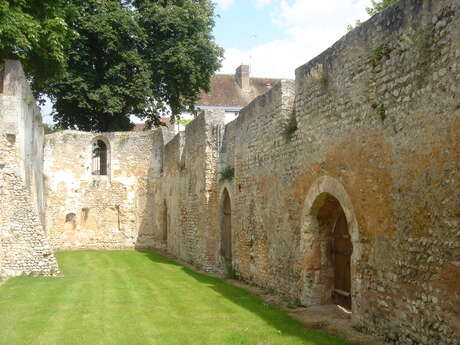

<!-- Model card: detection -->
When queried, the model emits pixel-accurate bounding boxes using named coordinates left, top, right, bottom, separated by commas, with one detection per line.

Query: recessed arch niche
left=220, top=187, right=233, bottom=272
left=299, top=176, right=361, bottom=312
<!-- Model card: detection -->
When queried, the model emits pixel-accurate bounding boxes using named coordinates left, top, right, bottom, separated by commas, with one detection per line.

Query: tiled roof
left=132, top=118, right=171, bottom=132
left=197, top=74, right=280, bottom=108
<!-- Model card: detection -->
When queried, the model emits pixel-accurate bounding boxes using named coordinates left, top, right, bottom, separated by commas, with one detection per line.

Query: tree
left=0, top=0, right=76, bottom=92
left=347, top=0, right=399, bottom=31
left=43, top=0, right=223, bottom=132
left=43, top=123, right=61, bottom=134
left=366, top=0, right=399, bottom=15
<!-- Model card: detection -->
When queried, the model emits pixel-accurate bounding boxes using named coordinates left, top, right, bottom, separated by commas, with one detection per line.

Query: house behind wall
left=0, top=0, right=458, bottom=344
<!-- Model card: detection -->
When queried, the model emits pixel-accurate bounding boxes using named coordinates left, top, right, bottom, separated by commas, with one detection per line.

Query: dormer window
left=92, top=139, right=108, bottom=175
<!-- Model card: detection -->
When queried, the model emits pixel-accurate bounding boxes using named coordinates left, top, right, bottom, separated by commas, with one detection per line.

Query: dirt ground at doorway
left=228, top=280, right=390, bottom=345
left=157, top=249, right=390, bottom=345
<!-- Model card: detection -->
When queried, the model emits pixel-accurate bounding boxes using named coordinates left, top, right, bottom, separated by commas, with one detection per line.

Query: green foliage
left=0, top=251, right=350, bottom=345
left=282, top=113, right=298, bottom=141
left=366, top=0, right=399, bottom=15
left=43, top=123, right=61, bottom=134
left=399, top=27, right=430, bottom=50
left=1, top=0, right=223, bottom=132
left=347, top=0, right=399, bottom=30
left=372, top=102, right=386, bottom=121
left=219, top=166, right=234, bottom=182
left=371, top=44, right=392, bottom=67
left=0, top=0, right=76, bottom=92
left=346, top=19, right=363, bottom=31
left=178, top=119, right=193, bottom=125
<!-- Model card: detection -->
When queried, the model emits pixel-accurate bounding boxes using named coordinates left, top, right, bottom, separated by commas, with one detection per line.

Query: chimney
left=235, top=65, right=250, bottom=90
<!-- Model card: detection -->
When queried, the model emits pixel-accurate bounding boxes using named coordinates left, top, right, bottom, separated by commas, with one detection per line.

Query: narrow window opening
left=92, top=140, right=108, bottom=175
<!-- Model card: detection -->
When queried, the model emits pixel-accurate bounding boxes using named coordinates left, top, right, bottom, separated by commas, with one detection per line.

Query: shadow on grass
left=137, top=250, right=350, bottom=345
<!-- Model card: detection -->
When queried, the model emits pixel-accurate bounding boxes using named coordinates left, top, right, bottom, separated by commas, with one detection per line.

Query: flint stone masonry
left=149, top=0, right=459, bottom=343
left=0, top=61, right=59, bottom=277
left=1, top=0, right=459, bottom=344
left=44, top=129, right=171, bottom=250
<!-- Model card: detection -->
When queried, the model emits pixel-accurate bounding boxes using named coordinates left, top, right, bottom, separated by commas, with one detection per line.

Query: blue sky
left=42, top=0, right=372, bottom=123
left=213, top=0, right=371, bottom=78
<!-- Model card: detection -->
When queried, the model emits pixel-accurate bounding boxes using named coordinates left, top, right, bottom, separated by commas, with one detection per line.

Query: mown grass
left=0, top=251, right=350, bottom=345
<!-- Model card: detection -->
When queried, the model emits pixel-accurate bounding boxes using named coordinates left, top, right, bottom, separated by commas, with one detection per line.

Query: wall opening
left=162, top=200, right=168, bottom=245
left=65, top=212, right=77, bottom=230
left=92, top=139, right=108, bottom=175
left=220, top=188, right=232, bottom=270
left=302, top=192, right=353, bottom=310
left=317, top=195, right=352, bottom=309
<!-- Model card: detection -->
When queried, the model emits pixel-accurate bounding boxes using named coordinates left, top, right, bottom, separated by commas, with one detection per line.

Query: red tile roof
left=197, top=74, right=280, bottom=108
left=132, top=118, right=171, bottom=132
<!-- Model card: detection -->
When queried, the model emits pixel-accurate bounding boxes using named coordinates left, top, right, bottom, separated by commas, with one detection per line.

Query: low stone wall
left=0, top=61, right=59, bottom=277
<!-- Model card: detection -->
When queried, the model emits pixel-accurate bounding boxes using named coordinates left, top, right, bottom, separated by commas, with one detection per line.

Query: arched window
left=92, top=139, right=108, bottom=175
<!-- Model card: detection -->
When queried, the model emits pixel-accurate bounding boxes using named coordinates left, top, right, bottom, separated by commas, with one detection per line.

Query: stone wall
left=44, top=129, right=171, bottom=250
left=0, top=60, right=59, bottom=277
left=40, top=0, right=459, bottom=343
left=156, top=110, right=226, bottom=270
left=152, top=0, right=460, bottom=344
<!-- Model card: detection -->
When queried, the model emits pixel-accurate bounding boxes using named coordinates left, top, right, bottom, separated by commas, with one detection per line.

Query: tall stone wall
left=0, top=61, right=59, bottom=277
left=40, top=0, right=459, bottom=343
left=44, top=129, right=169, bottom=250
left=153, top=0, right=460, bottom=344
left=156, top=110, right=226, bottom=270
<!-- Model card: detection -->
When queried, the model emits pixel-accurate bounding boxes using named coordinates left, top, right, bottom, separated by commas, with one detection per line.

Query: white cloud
left=255, top=0, right=273, bottom=8
left=219, top=0, right=370, bottom=78
left=214, top=0, right=235, bottom=10
left=215, top=0, right=273, bottom=10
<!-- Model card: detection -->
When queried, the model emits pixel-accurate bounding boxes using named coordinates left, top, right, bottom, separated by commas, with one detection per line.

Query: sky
left=42, top=0, right=372, bottom=123
left=213, top=0, right=372, bottom=78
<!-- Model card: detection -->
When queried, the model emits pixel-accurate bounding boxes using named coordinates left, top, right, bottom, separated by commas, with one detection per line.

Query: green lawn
left=0, top=251, right=350, bottom=345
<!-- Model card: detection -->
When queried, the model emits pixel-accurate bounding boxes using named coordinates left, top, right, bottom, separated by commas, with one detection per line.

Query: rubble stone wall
left=0, top=60, right=59, bottom=277
left=153, top=0, right=460, bottom=343
left=40, top=0, right=459, bottom=343
left=44, top=130, right=168, bottom=250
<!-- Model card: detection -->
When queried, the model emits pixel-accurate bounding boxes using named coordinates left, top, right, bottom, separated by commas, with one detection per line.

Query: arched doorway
left=300, top=176, right=359, bottom=312
left=162, top=201, right=168, bottom=246
left=221, top=189, right=232, bottom=269
left=315, top=195, right=352, bottom=309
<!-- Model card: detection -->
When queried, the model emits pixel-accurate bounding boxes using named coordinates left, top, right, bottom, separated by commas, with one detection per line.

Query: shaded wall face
left=181, top=1, right=458, bottom=344
left=156, top=110, right=226, bottom=271
left=0, top=60, right=59, bottom=277
left=44, top=131, right=164, bottom=250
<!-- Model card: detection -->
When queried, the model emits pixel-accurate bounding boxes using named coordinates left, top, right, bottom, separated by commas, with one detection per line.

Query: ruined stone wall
left=157, top=0, right=459, bottom=344
left=44, top=130, right=166, bottom=250
left=157, top=110, right=225, bottom=270
left=39, top=0, right=459, bottom=343
left=0, top=60, right=59, bottom=277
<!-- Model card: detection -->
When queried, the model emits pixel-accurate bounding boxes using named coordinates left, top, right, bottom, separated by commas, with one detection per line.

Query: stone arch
left=91, top=136, right=111, bottom=177
left=300, top=176, right=361, bottom=312
left=219, top=186, right=233, bottom=271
